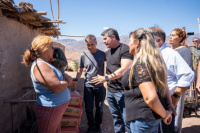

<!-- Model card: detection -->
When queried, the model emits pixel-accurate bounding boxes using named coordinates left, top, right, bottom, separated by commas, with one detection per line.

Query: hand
left=162, top=110, right=172, bottom=125
left=49, top=58, right=56, bottom=62
left=63, top=73, right=73, bottom=86
left=168, top=104, right=177, bottom=116
left=71, top=82, right=77, bottom=91
left=196, top=84, right=200, bottom=95
left=103, top=82, right=108, bottom=90
left=171, top=95, right=179, bottom=107
left=91, top=75, right=106, bottom=85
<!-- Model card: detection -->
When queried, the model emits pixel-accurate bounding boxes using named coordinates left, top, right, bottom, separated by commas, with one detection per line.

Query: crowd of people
left=21, top=27, right=200, bottom=133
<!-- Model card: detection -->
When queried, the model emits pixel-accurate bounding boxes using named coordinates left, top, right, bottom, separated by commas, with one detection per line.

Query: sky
left=14, top=0, right=200, bottom=41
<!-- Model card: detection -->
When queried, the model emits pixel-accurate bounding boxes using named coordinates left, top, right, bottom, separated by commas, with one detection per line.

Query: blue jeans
left=84, top=86, right=106, bottom=128
left=106, top=90, right=131, bottom=133
left=131, top=119, right=161, bottom=133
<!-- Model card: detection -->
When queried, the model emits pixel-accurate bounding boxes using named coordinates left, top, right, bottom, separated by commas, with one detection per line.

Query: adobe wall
left=0, top=9, right=42, bottom=132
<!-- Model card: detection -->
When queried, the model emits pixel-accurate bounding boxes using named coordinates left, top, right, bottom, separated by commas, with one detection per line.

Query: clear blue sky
left=14, top=0, right=200, bottom=40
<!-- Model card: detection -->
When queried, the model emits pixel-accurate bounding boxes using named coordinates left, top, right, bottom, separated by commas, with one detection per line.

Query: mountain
left=55, top=34, right=200, bottom=53
left=55, top=35, right=129, bottom=53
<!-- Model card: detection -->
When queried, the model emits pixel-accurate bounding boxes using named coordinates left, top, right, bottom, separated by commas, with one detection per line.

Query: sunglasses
left=192, top=41, right=198, bottom=43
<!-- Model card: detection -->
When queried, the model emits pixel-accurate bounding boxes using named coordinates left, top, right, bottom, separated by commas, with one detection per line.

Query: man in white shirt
left=149, top=27, right=195, bottom=133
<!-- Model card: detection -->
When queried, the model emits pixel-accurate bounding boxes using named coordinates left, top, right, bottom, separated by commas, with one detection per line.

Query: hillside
left=56, top=34, right=200, bottom=54
left=55, top=35, right=129, bottom=53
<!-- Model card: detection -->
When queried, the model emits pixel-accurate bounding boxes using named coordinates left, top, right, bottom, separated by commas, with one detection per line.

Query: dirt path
left=67, top=72, right=200, bottom=133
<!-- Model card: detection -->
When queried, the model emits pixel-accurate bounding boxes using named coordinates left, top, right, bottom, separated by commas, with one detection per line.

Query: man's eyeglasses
left=192, top=41, right=198, bottom=43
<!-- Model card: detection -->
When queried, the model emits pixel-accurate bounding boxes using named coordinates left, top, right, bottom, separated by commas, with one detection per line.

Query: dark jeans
left=84, top=86, right=106, bottom=128
left=106, top=90, right=131, bottom=133
left=160, top=113, right=175, bottom=133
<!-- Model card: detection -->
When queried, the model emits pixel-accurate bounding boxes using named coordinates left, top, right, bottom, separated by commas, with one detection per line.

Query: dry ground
left=67, top=71, right=200, bottom=133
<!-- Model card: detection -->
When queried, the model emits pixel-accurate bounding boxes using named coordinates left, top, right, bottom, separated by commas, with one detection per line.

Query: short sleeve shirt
left=106, top=43, right=133, bottom=92
left=121, top=61, right=167, bottom=121
left=175, top=47, right=193, bottom=70
left=79, top=49, right=106, bottom=87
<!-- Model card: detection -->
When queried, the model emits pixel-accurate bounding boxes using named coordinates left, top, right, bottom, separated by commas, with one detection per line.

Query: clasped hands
left=163, top=104, right=177, bottom=125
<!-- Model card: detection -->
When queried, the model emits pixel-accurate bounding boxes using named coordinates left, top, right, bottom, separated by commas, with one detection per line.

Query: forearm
left=165, top=87, right=172, bottom=105
left=172, top=86, right=189, bottom=106
left=107, top=59, right=132, bottom=81
left=63, top=73, right=73, bottom=86
left=92, top=59, right=132, bottom=84
left=174, top=86, right=189, bottom=96
left=76, top=68, right=83, bottom=80
left=139, top=82, right=169, bottom=119
left=71, top=68, right=83, bottom=91
left=48, top=80, right=69, bottom=93
left=107, top=68, right=125, bottom=81
left=196, top=61, right=200, bottom=86
left=146, top=96, right=168, bottom=119
left=59, top=81, right=69, bottom=90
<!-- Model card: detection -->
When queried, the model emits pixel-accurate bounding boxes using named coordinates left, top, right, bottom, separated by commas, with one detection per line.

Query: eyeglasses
left=192, top=41, right=198, bottom=43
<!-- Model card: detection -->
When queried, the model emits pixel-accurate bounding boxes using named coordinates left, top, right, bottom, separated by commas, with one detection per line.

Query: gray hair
left=85, top=34, right=97, bottom=42
left=149, top=27, right=166, bottom=43
left=193, top=37, right=200, bottom=42
left=101, top=28, right=120, bottom=41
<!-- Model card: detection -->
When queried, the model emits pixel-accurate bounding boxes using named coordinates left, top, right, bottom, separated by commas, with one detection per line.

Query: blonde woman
left=22, top=35, right=72, bottom=133
left=121, top=28, right=172, bottom=133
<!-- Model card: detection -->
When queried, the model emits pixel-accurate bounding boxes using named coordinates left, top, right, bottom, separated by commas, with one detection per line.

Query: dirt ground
left=67, top=72, right=200, bottom=133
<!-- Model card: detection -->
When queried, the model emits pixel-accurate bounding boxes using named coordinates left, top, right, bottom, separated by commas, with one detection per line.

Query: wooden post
left=198, top=18, right=200, bottom=34
left=60, top=34, right=85, bottom=37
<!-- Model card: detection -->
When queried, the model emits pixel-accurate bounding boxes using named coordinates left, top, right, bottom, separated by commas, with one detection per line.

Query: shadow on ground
left=182, top=125, right=200, bottom=133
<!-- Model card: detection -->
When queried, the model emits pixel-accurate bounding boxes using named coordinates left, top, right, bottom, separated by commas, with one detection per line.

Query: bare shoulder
left=34, top=61, right=51, bottom=72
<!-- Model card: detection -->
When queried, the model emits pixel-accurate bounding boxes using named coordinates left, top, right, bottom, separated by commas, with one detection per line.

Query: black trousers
left=84, top=86, right=106, bottom=127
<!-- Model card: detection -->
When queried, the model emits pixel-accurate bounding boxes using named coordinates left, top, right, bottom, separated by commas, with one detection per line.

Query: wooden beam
left=32, top=26, right=45, bottom=29
left=3, top=11, right=47, bottom=16
left=45, top=33, right=59, bottom=37
left=42, top=28, right=60, bottom=32
left=60, top=34, right=85, bottom=37
left=19, top=19, right=66, bottom=24
left=198, top=18, right=200, bottom=34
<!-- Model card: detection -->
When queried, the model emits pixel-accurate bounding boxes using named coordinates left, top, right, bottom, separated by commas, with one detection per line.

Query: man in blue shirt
left=150, top=27, right=195, bottom=133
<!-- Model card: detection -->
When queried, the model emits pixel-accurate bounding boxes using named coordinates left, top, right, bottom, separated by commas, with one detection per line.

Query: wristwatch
left=173, top=92, right=180, bottom=98
left=105, top=76, right=109, bottom=82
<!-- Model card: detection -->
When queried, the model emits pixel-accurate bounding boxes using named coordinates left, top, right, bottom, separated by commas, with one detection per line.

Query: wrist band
left=163, top=110, right=170, bottom=119
left=167, top=104, right=174, bottom=109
